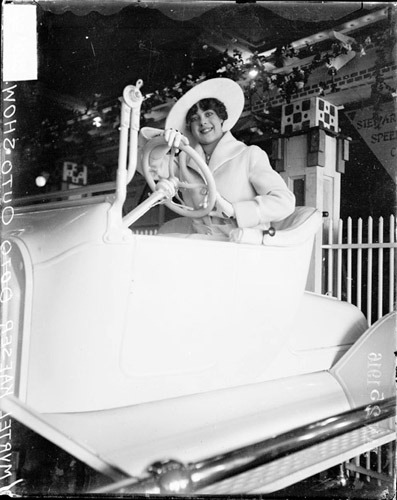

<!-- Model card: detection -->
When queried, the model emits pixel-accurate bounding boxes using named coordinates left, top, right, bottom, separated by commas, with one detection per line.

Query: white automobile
left=1, top=82, right=395, bottom=496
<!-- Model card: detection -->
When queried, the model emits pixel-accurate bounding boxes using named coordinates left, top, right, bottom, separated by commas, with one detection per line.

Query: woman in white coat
left=140, top=78, right=295, bottom=240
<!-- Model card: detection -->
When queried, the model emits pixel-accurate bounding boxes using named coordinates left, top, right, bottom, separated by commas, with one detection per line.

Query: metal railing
left=13, top=182, right=117, bottom=206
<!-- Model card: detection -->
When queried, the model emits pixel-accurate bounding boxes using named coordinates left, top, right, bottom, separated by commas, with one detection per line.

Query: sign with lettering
left=345, top=102, right=396, bottom=182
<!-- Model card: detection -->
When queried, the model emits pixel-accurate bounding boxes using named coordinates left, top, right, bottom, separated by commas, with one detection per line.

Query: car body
left=1, top=83, right=395, bottom=495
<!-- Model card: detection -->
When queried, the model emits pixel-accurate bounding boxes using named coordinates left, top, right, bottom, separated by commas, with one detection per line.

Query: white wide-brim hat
left=165, top=78, right=245, bottom=142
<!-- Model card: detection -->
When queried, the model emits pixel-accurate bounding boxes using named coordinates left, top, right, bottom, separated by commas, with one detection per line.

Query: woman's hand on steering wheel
left=210, top=193, right=235, bottom=218
left=142, top=132, right=217, bottom=218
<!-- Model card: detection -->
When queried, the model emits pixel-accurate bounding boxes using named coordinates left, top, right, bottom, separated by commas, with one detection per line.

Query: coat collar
left=191, top=131, right=246, bottom=173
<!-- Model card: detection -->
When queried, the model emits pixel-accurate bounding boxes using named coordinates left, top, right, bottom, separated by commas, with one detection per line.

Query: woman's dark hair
left=186, top=98, right=228, bottom=126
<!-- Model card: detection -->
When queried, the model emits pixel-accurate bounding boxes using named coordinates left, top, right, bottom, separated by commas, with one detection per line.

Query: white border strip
left=3, top=5, right=38, bottom=82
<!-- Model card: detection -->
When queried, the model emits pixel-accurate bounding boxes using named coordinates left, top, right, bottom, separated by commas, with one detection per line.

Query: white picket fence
left=321, top=215, right=396, bottom=487
left=131, top=228, right=159, bottom=236
left=321, top=215, right=396, bottom=325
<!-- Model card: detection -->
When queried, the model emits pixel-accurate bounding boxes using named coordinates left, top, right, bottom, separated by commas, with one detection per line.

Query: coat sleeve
left=233, top=146, right=295, bottom=228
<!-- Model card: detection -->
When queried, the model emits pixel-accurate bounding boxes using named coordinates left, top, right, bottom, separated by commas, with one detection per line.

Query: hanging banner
left=345, top=102, right=396, bottom=182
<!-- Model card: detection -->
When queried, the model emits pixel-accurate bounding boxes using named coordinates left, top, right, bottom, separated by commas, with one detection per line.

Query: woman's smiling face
left=188, top=106, right=224, bottom=146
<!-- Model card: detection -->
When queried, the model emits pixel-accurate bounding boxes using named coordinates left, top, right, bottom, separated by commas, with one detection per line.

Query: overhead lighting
left=93, top=116, right=102, bottom=127
left=257, top=7, right=388, bottom=60
left=248, top=68, right=259, bottom=78
left=35, top=172, right=50, bottom=187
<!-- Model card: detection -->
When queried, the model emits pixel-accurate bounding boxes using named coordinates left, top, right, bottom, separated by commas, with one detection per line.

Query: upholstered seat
left=264, top=206, right=322, bottom=246
left=230, top=206, right=322, bottom=246
left=158, top=207, right=322, bottom=245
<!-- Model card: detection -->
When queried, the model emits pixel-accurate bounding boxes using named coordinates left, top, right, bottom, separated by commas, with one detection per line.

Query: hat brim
left=165, top=78, right=245, bottom=143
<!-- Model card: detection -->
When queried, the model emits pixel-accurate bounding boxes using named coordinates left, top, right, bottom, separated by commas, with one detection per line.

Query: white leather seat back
left=263, top=206, right=322, bottom=247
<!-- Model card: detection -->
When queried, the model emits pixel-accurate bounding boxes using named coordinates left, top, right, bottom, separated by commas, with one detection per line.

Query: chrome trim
left=189, top=397, right=395, bottom=490
left=93, top=397, right=396, bottom=495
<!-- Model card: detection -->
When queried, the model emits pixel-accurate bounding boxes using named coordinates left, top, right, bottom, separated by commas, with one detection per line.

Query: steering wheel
left=142, top=135, right=217, bottom=218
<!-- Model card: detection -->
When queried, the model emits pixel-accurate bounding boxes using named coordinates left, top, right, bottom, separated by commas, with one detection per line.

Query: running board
left=200, top=418, right=395, bottom=494
left=92, top=397, right=395, bottom=495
